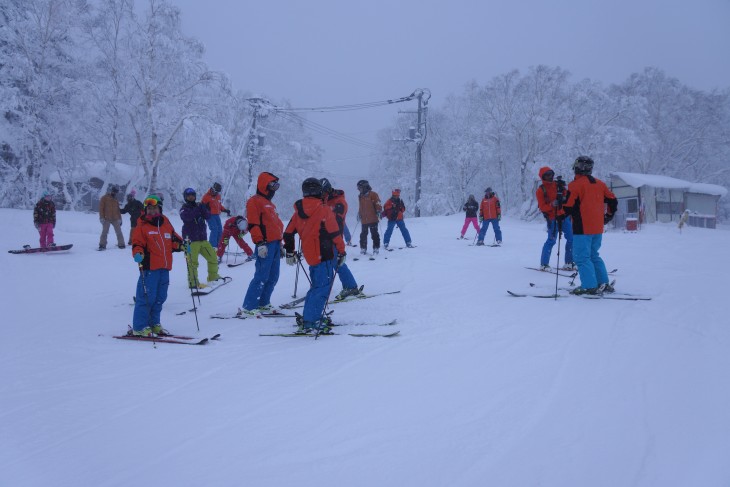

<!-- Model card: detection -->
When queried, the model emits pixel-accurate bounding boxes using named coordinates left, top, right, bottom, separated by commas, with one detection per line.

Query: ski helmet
left=302, top=177, right=323, bottom=198
left=320, top=178, right=333, bottom=195
left=183, top=187, right=196, bottom=199
left=108, top=184, right=118, bottom=195
left=212, top=182, right=222, bottom=193
left=573, top=156, right=594, bottom=175
left=357, top=179, right=370, bottom=191
left=235, top=216, right=248, bottom=231
left=143, top=194, right=162, bottom=208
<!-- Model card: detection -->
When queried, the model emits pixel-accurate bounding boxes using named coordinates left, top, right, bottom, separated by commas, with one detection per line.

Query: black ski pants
left=359, top=222, right=380, bottom=250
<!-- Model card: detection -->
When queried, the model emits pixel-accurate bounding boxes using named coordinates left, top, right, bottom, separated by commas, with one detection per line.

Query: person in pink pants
left=459, top=195, right=480, bottom=239
left=33, top=190, right=56, bottom=248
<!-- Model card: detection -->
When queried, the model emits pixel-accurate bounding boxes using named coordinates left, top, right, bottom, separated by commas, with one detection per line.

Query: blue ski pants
left=334, top=248, right=357, bottom=290
left=383, top=220, right=412, bottom=246
left=303, top=259, right=336, bottom=326
left=573, top=234, right=609, bottom=290
left=478, top=218, right=502, bottom=242
left=541, top=218, right=573, bottom=266
left=243, top=241, right=281, bottom=310
left=132, top=269, right=170, bottom=331
left=208, top=214, right=223, bottom=249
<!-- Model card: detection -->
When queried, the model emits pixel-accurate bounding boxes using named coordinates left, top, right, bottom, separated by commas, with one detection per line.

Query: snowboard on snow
left=9, top=244, right=73, bottom=254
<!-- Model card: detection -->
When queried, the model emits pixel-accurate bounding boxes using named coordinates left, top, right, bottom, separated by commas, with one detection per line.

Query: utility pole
left=410, top=89, right=430, bottom=217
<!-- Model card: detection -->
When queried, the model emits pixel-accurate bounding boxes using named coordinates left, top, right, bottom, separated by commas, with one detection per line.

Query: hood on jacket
left=257, top=172, right=279, bottom=199
left=539, top=166, right=555, bottom=180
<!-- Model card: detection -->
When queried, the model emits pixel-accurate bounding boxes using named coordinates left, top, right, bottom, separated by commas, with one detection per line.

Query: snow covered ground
left=2, top=207, right=730, bottom=487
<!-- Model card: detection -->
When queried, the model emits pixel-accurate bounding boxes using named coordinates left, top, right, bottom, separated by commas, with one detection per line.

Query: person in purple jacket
left=179, top=188, right=222, bottom=289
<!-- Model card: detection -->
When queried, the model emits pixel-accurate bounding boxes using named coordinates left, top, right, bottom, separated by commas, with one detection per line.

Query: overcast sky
left=169, top=0, right=730, bottom=182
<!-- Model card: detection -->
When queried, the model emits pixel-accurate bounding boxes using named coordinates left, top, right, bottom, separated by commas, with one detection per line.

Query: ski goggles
left=144, top=196, right=161, bottom=207
left=267, top=181, right=280, bottom=191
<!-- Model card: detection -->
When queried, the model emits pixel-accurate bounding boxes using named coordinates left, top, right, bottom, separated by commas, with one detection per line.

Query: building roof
left=611, top=172, right=728, bottom=197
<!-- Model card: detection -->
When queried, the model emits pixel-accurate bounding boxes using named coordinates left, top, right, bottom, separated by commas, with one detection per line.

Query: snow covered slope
left=2, top=208, right=729, bottom=487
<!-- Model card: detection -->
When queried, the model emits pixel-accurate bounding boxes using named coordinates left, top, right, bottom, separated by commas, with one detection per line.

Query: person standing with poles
left=536, top=167, right=574, bottom=271
left=356, top=179, right=382, bottom=256
left=201, top=182, right=231, bottom=250
left=382, top=188, right=414, bottom=250
left=239, top=172, right=284, bottom=317
left=562, top=156, right=618, bottom=295
left=476, top=187, right=502, bottom=246
left=130, top=195, right=184, bottom=337
left=98, top=185, right=125, bottom=250
left=283, top=178, right=346, bottom=334
left=179, top=188, right=222, bottom=289
left=321, top=178, right=363, bottom=301
left=459, top=194, right=480, bottom=239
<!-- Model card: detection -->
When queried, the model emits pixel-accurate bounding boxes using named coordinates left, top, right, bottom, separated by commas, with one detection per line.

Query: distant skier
left=562, top=156, right=618, bottom=295
left=239, top=172, right=284, bottom=317
left=321, top=178, right=363, bottom=301
left=120, top=189, right=144, bottom=246
left=477, top=187, right=502, bottom=246
left=216, top=215, right=254, bottom=263
left=459, top=194, right=480, bottom=239
left=33, top=190, right=56, bottom=249
left=283, top=178, right=345, bottom=334
left=536, top=166, right=574, bottom=271
left=356, top=179, right=382, bottom=256
left=179, top=188, right=222, bottom=289
left=98, top=185, right=125, bottom=250
left=130, top=195, right=184, bottom=337
left=382, top=189, right=413, bottom=249
left=201, top=182, right=231, bottom=249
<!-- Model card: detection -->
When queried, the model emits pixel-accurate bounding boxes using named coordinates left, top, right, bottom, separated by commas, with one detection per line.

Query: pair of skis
left=113, top=331, right=221, bottom=345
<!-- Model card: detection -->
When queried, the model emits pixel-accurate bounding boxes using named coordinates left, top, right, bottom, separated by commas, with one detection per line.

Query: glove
left=133, top=253, right=143, bottom=263
left=478, top=216, right=483, bottom=223
left=257, top=244, right=268, bottom=259
left=604, top=213, right=614, bottom=224
left=337, top=253, right=347, bottom=267
left=285, top=252, right=298, bottom=266
left=224, top=209, right=231, bottom=216
left=498, top=214, right=501, bottom=221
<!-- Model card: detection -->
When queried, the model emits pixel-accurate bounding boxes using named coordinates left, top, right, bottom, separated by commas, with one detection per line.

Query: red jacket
left=283, top=197, right=345, bottom=266
left=216, top=216, right=253, bottom=258
left=324, top=189, right=348, bottom=234
left=384, top=197, right=405, bottom=221
left=536, top=166, right=566, bottom=219
left=480, top=195, right=501, bottom=220
left=246, top=172, right=284, bottom=245
left=131, top=214, right=182, bottom=271
left=564, top=175, right=618, bottom=235
left=201, top=190, right=227, bottom=215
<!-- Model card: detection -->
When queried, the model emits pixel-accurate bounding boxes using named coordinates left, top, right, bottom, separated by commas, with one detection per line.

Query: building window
left=627, top=198, right=638, bottom=213
left=656, top=201, right=683, bottom=214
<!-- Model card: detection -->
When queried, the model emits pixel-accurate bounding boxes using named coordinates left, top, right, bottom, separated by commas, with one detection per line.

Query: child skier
left=130, top=195, right=183, bottom=336
left=201, top=182, right=231, bottom=249
left=383, top=189, right=413, bottom=249
left=459, top=195, right=479, bottom=239
left=283, top=178, right=346, bottom=334
left=216, top=215, right=254, bottom=263
left=356, top=179, right=382, bottom=256
left=33, top=190, right=56, bottom=249
left=536, top=166, right=574, bottom=271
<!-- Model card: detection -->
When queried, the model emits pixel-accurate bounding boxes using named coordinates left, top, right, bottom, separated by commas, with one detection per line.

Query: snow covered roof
left=611, top=172, right=728, bottom=197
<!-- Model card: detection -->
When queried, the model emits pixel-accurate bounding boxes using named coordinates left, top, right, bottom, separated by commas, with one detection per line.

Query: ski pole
left=183, top=238, right=202, bottom=309
left=296, top=253, right=312, bottom=286
left=554, top=218, right=563, bottom=300
left=183, top=252, right=201, bottom=332
left=138, top=262, right=152, bottom=326
left=292, top=240, right=302, bottom=298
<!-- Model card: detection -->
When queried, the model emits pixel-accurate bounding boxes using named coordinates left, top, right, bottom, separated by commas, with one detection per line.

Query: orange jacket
left=564, top=175, right=618, bottom=235
left=324, top=189, right=348, bottom=233
left=384, top=197, right=405, bottom=221
left=479, top=195, right=501, bottom=220
left=131, top=214, right=182, bottom=271
left=283, top=197, right=345, bottom=266
left=246, top=172, right=284, bottom=245
left=536, top=166, right=566, bottom=219
left=201, top=190, right=227, bottom=215
left=358, top=191, right=382, bottom=225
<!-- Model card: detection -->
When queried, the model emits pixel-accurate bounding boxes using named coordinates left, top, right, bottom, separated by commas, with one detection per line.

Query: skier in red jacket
left=216, top=215, right=254, bottom=263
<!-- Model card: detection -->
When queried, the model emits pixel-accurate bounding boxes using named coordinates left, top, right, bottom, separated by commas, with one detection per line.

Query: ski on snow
left=259, top=330, right=400, bottom=338
left=507, top=290, right=651, bottom=301
left=191, top=276, right=232, bottom=296
left=286, top=289, right=401, bottom=309
left=113, top=332, right=221, bottom=345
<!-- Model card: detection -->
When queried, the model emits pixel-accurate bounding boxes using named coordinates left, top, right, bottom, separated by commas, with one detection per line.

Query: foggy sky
left=169, top=0, right=730, bottom=182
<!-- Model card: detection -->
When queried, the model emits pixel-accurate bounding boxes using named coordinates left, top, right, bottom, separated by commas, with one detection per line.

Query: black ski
left=114, top=335, right=209, bottom=345
left=9, top=243, right=73, bottom=254
left=279, top=296, right=307, bottom=309
left=287, top=290, right=400, bottom=309
left=191, top=276, right=232, bottom=296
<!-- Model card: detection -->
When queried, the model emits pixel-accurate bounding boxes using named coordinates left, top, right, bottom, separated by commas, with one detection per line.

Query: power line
left=273, top=93, right=417, bottom=113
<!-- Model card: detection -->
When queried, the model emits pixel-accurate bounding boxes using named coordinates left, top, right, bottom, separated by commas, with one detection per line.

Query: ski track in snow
left=2, top=208, right=730, bottom=487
